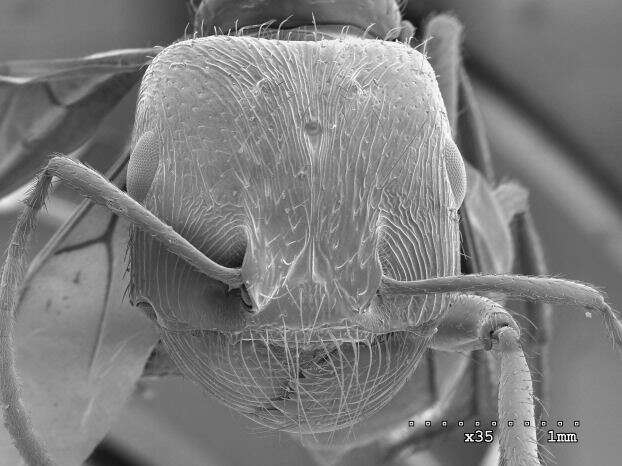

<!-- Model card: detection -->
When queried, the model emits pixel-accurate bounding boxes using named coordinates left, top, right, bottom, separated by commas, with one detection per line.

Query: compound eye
left=127, top=130, right=159, bottom=203
left=443, top=139, right=467, bottom=208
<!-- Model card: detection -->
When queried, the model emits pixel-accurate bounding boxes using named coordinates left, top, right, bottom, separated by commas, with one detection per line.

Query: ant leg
left=511, top=211, right=552, bottom=445
left=496, top=182, right=553, bottom=452
left=491, top=326, right=540, bottom=466
left=423, top=14, right=462, bottom=135
left=457, top=67, right=496, bottom=182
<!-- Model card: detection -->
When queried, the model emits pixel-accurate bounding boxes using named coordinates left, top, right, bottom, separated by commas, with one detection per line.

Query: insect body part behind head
left=193, top=0, right=403, bottom=39
left=128, top=35, right=462, bottom=435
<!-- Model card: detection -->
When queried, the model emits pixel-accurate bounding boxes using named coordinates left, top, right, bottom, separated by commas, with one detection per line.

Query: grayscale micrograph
left=1, top=1, right=621, bottom=465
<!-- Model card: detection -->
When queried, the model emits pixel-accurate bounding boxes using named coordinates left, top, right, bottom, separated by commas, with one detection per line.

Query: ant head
left=127, top=36, right=461, bottom=433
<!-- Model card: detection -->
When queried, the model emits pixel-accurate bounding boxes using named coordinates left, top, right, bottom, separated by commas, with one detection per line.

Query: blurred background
left=0, top=1, right=620, bottom=465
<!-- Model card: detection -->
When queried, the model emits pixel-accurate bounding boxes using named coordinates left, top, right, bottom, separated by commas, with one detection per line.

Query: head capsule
left=127, top=35, right=463, bottom=434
